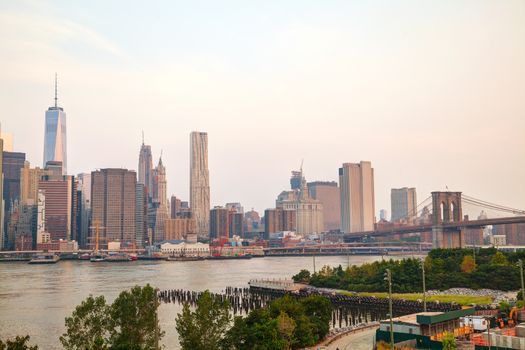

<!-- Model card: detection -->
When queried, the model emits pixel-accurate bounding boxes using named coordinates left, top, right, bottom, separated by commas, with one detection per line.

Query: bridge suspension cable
left=462, top=194, right=525, bottom=216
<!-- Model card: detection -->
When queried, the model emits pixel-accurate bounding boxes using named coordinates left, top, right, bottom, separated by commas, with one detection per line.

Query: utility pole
left=155, top=287, right=160, bottom=350
left=421, top=259, right=427, bottom=312
left=385, top=268, right=394, bottom=349
left=313, top=252, right=316, bottom=274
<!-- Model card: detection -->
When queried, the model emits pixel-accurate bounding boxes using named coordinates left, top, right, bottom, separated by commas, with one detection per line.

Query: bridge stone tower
left=432, top=191, right=463, bottom=248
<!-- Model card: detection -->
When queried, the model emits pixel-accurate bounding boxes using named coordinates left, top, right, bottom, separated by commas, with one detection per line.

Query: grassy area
left=338, top=291, right=492, bottom=306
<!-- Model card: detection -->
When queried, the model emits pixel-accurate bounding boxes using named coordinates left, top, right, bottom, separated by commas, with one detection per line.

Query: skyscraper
left=138, top=133, right=153, bottom=202
left=38, top=162, right=76, bottom=242
left=190, top=131, right=210, bottom=238
left=153, top=156, right=168, bottom=242
left=43, top=75, right=67, bottom=175
left=76, top=173, right=91, bottom=248
left=91, top=169, right=136, bottom=248
left=391, top=187, right=417, bottom=222
left=3, top=151, right=26, bottom=249
left=209, top=206, right=229, bottom=239
left=308, top=181, right=341, bottom=231
left=135, top=183, right=146, bottom=247
left=339, top=161, right=375, bottom=233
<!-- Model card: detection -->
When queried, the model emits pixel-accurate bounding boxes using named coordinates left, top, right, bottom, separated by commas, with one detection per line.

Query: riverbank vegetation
left=339, top=291, right=492, bottom=306
left=175, top=290, right=332, bottom=350
left=293, top=248, right=524, bottom=293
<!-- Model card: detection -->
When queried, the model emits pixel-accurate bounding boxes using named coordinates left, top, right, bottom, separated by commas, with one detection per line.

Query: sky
left=1, top=0, right=524, bottom=216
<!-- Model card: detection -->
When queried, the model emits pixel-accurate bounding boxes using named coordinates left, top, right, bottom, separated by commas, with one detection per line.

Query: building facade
left=308, top=181, right=341, bottom=231
left=165, top=217, right=196, bottom=241
left=391, top=187, right=417, bottom=222
left=190, top=131, right=210, bottom=238
left=43, top=78, right=67, bottom=175
left=3, top=151, right=26, bottom=249
left=339, top=161, right=375, bottom=233
left=135, top=183, right=147, bottom=248
left=91, top=169, right=136, bottom=248
left=210, top=206, right=229, bottom=239
left=138, top=137, right=153, bottom=202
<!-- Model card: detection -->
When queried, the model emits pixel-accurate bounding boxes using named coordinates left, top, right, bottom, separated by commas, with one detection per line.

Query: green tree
left=491, top=251, right=508, bottom=266
left=291, top=269, right=311, bottom=283
left=109, top=284, right=163, bottom=349
left=442, top=332, right=457, bottom=350
left=460, top=255, right=476, bottom=273
left=175, top=290, right=231, bottom=350
left=0, top=336, right=38, bottom=350
left=276, top=311, right=295, bottom=350
left=300, top=295, right=332, bottom=341
left=60, top=295, right=110, bottom=350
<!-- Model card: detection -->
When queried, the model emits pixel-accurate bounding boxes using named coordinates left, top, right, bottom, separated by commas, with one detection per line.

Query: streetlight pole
left=313, top=252, right=316, bottom=274
left=385, top=268, right=394, bottom=350
left=155, top=288, right=160, bottom=350
left=421, top=259, right=427, bottom=312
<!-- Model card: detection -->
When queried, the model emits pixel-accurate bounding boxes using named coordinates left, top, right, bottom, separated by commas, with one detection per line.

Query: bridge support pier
left=432, top=226, right=463, bottom=249
left=432, top=192, right=463, bottom=249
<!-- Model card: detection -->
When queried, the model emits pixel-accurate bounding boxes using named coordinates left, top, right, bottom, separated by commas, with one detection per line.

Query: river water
left=0, top=255, right=393, bottom=349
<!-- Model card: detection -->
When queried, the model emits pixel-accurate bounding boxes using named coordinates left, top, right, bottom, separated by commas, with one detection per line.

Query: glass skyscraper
left=43, top=77, right=67, bottom=175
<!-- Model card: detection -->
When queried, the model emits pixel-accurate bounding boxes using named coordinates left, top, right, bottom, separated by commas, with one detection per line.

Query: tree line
left=293, top=248, right=524, bottom=292
left=1, top=285, right=332, bottom=350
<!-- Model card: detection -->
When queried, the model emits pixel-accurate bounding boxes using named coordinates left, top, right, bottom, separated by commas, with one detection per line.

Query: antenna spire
left=142, top=130, right=144, bottom=145
left=54, top=73, right=58, bottom=108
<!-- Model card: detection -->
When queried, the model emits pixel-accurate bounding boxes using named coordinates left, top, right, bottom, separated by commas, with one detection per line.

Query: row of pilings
left=158, top=286, right=462, bottom=329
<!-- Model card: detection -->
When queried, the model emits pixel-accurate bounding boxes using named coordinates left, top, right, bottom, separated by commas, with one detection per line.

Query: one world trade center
left=43, top=74, right=67, bottom=175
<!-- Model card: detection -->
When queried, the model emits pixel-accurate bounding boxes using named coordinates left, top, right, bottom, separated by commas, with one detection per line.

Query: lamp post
left=155, top=288, right=160, bottom=350
left=421, top=259, right=427, bottom=312
left=385, top=268, right=394, bottom=349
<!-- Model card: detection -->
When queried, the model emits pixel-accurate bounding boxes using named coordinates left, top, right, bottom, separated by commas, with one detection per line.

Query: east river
left=0, top=255, right=398, bottom=349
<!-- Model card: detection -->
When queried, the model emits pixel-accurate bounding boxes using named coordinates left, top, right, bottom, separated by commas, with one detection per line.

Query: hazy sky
left=1, top=0, right=524, bottom=216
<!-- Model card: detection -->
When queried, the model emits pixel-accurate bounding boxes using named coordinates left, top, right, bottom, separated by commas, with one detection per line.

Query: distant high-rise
left=43, top=75, right=67, bottom=175
left=91, top=169, right=136, bottom=248
left=308, top=181, right=341, bottom=231
left=138, top=133, right=153, bottom=202
left=135, top=183, right=147, bottom=247
left=209, top=206, right=229, bottom=239
left=379, top=209, right=388, bottom=221
left=38, top=162, right=76, bottom=242
left=76, top=173, right=91, bottom=248
left=391, top=187, right=417, bottom=222
left=190, top=131, right=210, bottom=238
left=339, top=161, right=375, bottom=233
left=153, top=156, right=168, bottom=242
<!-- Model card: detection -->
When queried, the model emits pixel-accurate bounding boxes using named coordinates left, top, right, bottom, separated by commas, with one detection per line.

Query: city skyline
left=1, top=1, right=524, bottom=214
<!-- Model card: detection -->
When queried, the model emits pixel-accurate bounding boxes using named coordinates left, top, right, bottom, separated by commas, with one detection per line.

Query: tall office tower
left=38, top=162, right=76, bottom=242
left=36, top=190, right=46, bottom=244
left=0, top=136, right=3, bottom=249
left=153, top=156, right=168, bottom=242
left=76, top=173, right=91, bottom=248
left=138, top=135, right=153, bottom=202
left=308, top=181, right=341, bottom=231
left=391, top=187, right=417, bottom=222
left=170, top=196, right=181, bottom=219
left=20, top=162, right=43, bottom=204
left=190, top=131, right=210, bottom=238
left=277, top=170, right=323, bottom=235
left=135, top=183, right=147, bottom=248
left=263, top=208, right=296, bottom=238
left=209, top=206, right=229, bottom=239
left=3, top=151, right=26, bottom=249
left=91, top=169, right=136, bottom=248
left=339, top=161, right=375, bottom=233
left=43, top=76, right=67, bottom=175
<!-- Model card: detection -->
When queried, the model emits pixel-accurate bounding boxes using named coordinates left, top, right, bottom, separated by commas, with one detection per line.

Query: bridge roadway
left=344, top=216, right=525, bottom=239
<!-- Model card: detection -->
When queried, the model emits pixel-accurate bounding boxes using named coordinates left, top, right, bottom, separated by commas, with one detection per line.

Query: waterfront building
left=36, top=190, right=46, bottom=244
left=307, top=181, right=341, bottom=231
left=3, top=151, right=26, bottom=249
left=339, top=161, right=375, bottom=233
left=165, top=217, right=196, bottom=241
left=155, top=240, right=209, bottom=256
left=492, top=223, right=525, bottom=245
left=391, top=187, right=417, bottom=222
left=244, top=209, right=261, bottom=233
left=76, top=173, right=91, bottom=248
left=135, top=183, right=147, bottom=248
left=38, top=162, right=77, bottom=242
left=210, top=206, right=229, bottom=239
left=138, top=134, right=153, bottom=202
left=43, top=76, right=67, bottom=175
left=264, top=208, right=296, bottom=238
left=91, top=168, right=136, bottom=248
left=190, top=131, right=210, bottom=238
